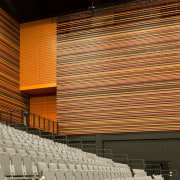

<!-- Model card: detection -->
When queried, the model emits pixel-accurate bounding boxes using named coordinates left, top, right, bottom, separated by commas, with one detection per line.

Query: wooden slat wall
left=57, top=0, right=180, bottom=135
left=30, top=95, right=56, bottom=121
left=0, top=8, right=29, bottom=116
left=20, top=18, right=57, bottom=91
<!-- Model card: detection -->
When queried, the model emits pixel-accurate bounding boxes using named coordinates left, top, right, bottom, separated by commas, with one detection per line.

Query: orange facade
left=30, top=95, right=56, bottom=121
left=20, top=18, right=57, bottom=122
left=20, top=18, right=57, bottom=92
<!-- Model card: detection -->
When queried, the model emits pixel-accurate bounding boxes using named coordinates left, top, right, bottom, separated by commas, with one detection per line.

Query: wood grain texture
left=0, top=8, right=29, bottom=121
left=57, top=0, right=180, bottom=135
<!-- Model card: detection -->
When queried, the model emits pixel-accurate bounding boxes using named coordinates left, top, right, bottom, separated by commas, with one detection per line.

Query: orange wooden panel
left=30, top=95, right=56, bottom=122
left=20, top=18, right=57, bottom=90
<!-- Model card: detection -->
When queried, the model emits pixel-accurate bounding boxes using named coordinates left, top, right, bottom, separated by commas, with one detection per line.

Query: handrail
left=0, top=109, right=60, bottom=136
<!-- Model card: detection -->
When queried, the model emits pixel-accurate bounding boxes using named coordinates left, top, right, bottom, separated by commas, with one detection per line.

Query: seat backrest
left=76, top=164, right=82, bottom=170
left=37, top=162, right=48, bottom=177
left=22, top=155, right=34, bottom=176
left=94, top=166, right=99, bottom=171
left=88, top=165, right=94, bottom=171
left=81, top=171, right=89, bottom=180
left=43, top=158, right=51, bottom=164
left=5, top=147, right=16, bottom=154
left=17, top=149, right=27, bottom=155
left=29, top=150, right=37, bottom=157
left=106, top=166, right=111, bottom=172
left=46, top=152, right=52, bottom=157
left=98, top=171, right=105, bottom=180
left=64, top=170, right=74, bottom=180
left=43, top=169, right=56, bottom=180
left=0, top=167, right=5, bottom=180
left=53, top=154, right=62, bottom=160
left=5, top=141, right=13, bottom=146
left=0, top=153, right=11, bottom=176
left=23, top=144, right=32, bottom=149
left=10, top=153, right=24, bottom=176
left=55, top=170, right=66, bottom=180
left=33, top=156, right=44, bottom=165
left=68, top=164, right=75, bottom=170
left=58, top=158, right=65, bottom=164
left=93, top=171, right=100, bottom=180
left=87, top=171, right=94, bottom=180
left=82, top=164, right=88, bottom=171
left=58, top=163, right=67, bottom=170
left=37, top=152, right=46, bottom=158
left=74, top=171, right=83, bottom=180
left=0, top=146, right=4, bottom=153
left=50, top=158, right=59, bottom=163
left=49, top=163, right=58, bottom=170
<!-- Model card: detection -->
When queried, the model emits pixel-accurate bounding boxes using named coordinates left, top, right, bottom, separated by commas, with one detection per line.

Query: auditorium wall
left=57, top=0, right=180, bottom=135
left=20, top=18, right=57, bottom=93
left=20, top=18, right=57, bottom=122
left=1, top=2, right=180, bottom=173
left=0, top=8, right=29, bottom=117
left=67, top=131, right=180, bottom=174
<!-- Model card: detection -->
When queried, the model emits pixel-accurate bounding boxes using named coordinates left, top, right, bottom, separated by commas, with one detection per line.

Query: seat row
left=0, top=152, right=37, bottom=179
left=0, top=144, right=113, bottom=167
left=0, top=123, right=164, bottom=180
left=0, top=152, right=133, bottom=180
left=37, top=161, right=135, bottom=180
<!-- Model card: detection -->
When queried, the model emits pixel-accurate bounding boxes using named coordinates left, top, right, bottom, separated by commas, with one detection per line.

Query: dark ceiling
left=0, top=0, right=126, bottom=23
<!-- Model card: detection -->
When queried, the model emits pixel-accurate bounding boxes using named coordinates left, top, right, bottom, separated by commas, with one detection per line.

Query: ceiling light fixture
left=88, top=1, right=95, bottom=17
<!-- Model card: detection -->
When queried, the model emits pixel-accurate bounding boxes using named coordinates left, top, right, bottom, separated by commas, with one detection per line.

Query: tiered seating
left=0, top=123, right=157, bottom=180
left=153, top=175, right=164, bottom=180
left=133, top=169, right=153, bottom=180
left=0, top=167, right=4, bottom=179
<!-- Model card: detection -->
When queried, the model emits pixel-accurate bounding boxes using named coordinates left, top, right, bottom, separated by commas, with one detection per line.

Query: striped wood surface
left=0, top=9, right=29, bottom=121
left=57, top=0, right=180, bottom=135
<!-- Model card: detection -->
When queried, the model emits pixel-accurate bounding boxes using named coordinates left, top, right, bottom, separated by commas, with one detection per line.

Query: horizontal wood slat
left=0, top=8, right=29, bottom=119
left=57, top=0, right=180, bottom=135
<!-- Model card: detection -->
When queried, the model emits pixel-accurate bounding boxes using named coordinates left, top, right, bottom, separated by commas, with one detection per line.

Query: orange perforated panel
left=30, top=95, right=56, bottom=121
left=20, top=18, right=57, bottom=92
